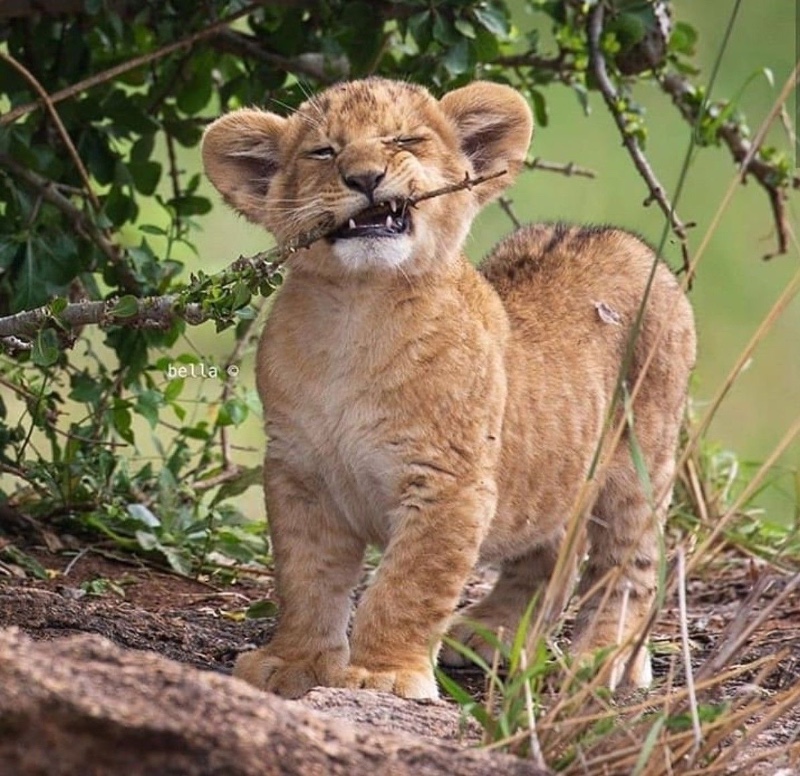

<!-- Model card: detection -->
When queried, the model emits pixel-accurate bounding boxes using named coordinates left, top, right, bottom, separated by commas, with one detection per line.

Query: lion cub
left=202, top=78, right=695, bottom=700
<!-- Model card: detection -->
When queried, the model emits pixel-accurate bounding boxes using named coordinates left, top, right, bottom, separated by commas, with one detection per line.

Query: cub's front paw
left=233, top=647, right=347, bottom=699
left=343, top=664, right=439, bottom=700
left=439, top=619, right=510, bottom=667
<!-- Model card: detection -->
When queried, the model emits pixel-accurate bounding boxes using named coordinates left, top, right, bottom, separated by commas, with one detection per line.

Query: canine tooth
left=385, top=215, right=394, bottom=228
left=348, top=218, right=356, bottom=230
left=389, top=200, right=398, bottom=212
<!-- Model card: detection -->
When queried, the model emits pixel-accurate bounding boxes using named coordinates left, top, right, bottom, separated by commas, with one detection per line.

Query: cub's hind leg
left=440, top=531, right=581, bottom=666
left=234, top=460, right=366, bottom=698
left=572, top=267, right=694, bottom=689
left=571, top=463, right=667, bottom=689
left=572, top=393, right=686, bottom=689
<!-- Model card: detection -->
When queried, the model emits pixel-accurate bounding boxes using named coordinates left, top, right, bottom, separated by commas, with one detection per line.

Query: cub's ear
left=202, top=109, right=288, bottom=223
left=439, top=82, right=533, bottom=204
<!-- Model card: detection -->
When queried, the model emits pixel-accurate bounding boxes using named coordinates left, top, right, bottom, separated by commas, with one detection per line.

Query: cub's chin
left=330, top=233, right=414, bottom=272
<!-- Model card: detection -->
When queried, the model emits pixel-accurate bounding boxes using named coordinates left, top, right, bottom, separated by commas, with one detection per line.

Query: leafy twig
left=660, top=67, right=800, bottom=259
left=0, top=170, right=507, bottom=343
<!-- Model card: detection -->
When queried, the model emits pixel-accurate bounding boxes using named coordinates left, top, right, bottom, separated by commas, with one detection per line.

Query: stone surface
left=0, top=628, right=549, bottom=776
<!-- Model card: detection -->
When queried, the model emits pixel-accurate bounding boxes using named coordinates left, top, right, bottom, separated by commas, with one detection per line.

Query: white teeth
left=389, top=200, right=398, bottom=212
left=385, top=215, right=394, bottom=228
left=348, top=218, right=356, bottom=230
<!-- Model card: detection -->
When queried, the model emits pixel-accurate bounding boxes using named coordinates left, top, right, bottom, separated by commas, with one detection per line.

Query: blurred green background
left=152, top=0, right=798, bottom=522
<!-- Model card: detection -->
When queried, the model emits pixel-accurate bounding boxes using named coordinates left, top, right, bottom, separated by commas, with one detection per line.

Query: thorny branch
left=0, top=170, right=507, bottom=347
left=587, top=3, right=691, bottom=273
left=526, top=157, right=595, bottom=179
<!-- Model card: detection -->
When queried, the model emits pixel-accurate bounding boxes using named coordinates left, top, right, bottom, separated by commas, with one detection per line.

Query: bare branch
left=209, top=29, right=348, bottom=85
left=526, top=157, right=596, bottom=179
left=497, top=197, right=522, bottom=229
left=407, top=169, right=507, bottom=206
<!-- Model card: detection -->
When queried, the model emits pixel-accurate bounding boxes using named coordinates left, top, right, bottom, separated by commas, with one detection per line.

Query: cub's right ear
left=202, top=109, right=287, bottom=223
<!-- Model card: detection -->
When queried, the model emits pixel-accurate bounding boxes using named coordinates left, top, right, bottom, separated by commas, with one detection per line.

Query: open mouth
left=330, top=200, right=410, bottom=240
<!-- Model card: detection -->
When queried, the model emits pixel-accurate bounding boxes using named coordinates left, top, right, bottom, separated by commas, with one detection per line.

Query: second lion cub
left=202, top=77, right=696, bottom=700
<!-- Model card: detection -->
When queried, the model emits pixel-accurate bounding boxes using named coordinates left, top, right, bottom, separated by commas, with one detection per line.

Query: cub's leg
left=440, top=533, right=580, bottom=666
left=571, top=445, right=677, bottom=690
left=344, top=483, right=494, bottom=700
left=234, top=461, right=366, bottom=698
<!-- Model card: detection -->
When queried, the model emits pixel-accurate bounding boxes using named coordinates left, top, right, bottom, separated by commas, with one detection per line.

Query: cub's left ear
left=439, top=82, right=533, bottom=204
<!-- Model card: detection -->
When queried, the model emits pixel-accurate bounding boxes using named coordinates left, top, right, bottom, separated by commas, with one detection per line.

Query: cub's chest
left=260, top=299, right=411, bottom=536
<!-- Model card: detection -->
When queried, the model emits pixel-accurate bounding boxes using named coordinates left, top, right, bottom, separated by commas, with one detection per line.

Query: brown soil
left=1, top=518, right=799, bottom=774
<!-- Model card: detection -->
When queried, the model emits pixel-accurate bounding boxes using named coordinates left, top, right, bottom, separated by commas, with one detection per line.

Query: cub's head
left=202, top=78, right=532, bottom=275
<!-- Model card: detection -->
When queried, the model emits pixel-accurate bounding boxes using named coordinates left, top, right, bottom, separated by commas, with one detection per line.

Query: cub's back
left=480, top=222, right=689, bottom=342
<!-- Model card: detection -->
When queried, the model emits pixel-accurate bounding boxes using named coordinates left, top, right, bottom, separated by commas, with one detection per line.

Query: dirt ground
left=1, top=518, right=799, bottom=773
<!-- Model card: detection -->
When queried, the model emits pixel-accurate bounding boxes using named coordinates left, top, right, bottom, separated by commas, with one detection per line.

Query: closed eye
left=305, top=146, right=336, bottom=160
left=392, top=136, right=426, bottom=148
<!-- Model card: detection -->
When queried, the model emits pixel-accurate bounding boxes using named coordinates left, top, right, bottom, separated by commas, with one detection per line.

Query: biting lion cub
left=202, top=77, right=695, bottom=700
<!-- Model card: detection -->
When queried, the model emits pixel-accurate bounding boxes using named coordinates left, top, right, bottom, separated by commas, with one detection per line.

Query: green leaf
left=669, top=21, right=698, bottom=56
left=407, top=10, right=433, bottom=50
left=433, top=12, right=460, bottom=45
left=135, top=389, right=162, bottom=428
left=163, top=377, right=185, bottom=402
left=212, top=465, right=263, bottom=506
left=0, top=236, right=20, bottom=270
left=454, top=18, right=476, bottom=39
left=231, top=282, right=251, bottom=310
left=217, top=398, right=249, bottom=427
left=170, top=195, right=212, bottom=217
left=245, top=599, right=279, bottom=619
left=632, top=714, right=665, bottom=776
left=69, top=372, right=104, bottom=403
left=176, top=67, right=213, bottom=116
left=0, top=545, right=49, bottom=579
left=111, top=295, right=140, bottom=319
left=442, top=39, right=472, bottom=77
left=112, top=403, right=134, bottom=444
left=529, top=89, right=549, bottom=127
left=134, top=530, right=159, bottom=552
left=32, top=328, right=59, bottom=367
left=139, top=223, right=168, bottom=236
left=473, top=5, right=509, bottom=38
left=130, top=160, right=162, bottom=196
left=161, top=546, right=193, bottom=576
left=130, top=134, right=155, bottom=164
left=127, top=504, right=161, bottom=532
left=48, top=297, right=68, bottom=315
left=623, top=385, right=653, bottom=505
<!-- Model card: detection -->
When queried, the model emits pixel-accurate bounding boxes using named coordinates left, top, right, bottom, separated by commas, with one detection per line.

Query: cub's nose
left=343, top=169, right=386, bottom=198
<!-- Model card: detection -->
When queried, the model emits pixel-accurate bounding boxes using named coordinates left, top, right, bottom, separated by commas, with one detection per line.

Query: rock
left=0, top=628, right=549, bottom=776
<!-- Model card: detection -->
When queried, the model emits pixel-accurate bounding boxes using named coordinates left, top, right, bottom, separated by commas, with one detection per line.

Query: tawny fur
left=202, top=78, right=696, bottom=700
